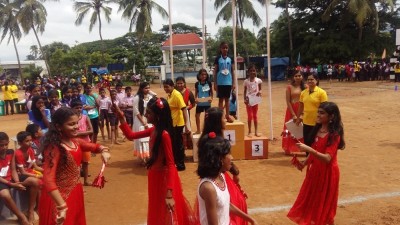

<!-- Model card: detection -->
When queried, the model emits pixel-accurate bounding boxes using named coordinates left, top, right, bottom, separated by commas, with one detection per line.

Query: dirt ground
left=1, top=79, right=400, bottom=225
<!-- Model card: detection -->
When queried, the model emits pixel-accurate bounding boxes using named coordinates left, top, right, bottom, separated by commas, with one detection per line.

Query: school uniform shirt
left=11, top=84, right=18, bottom=100
left=116, top=91, right=126, bottom=105
left=123, top=95, right=134, bottom=110
left=0, top=150, right=14, bottom=181
left=28, top=109, right=51, bottom=132
left=195, top=81, right=212, bottom=107
left=214, top=55, right=234, bottom=86
left=108, top=99, right=119, bottom=114
left=99, top=96, right=111, bottom=110
left=15, top=148, right=36, bottom=173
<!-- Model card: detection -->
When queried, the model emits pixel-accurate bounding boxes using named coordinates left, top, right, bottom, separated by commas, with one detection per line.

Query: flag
left=382, top=48, right=386, bottom=59
left=297, top=52, right=301, bottom=65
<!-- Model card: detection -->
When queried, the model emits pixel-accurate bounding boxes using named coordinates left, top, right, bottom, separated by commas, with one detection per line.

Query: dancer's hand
left=56, top=205, right=67, bottom=225
left=101, top=151, right=111, bottom=164
left=165, top=197, right=175, bottom=212
left=11, top=182, right=26, bottom=191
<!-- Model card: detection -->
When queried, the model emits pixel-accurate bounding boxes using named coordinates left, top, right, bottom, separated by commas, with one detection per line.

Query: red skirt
left=147, top=168, right=196, bottom=225
left=39, top=183, right=86, bottom=225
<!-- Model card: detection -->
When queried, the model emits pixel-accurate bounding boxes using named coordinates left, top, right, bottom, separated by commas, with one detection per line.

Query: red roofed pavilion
left=161, top=33, right=203, bottom=50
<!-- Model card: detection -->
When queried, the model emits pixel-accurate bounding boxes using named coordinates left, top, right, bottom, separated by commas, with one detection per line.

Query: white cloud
left=0, top=0, right=282, bottom=62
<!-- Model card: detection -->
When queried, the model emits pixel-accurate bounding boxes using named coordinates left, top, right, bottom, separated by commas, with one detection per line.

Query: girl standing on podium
left=243, top=64, right=262, bottom=137
left=281, top=71, right=306, bottom=154
left=288, top=102, right=345, bottom=225
left=198, top=107, right=248, bottom=225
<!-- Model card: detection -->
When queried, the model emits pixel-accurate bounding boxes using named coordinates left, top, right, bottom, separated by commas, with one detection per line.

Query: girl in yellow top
left=1, top=81, right=15, bottom=115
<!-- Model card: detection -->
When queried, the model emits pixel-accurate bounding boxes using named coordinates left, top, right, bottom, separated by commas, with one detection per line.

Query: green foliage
left=22, top=64, right=42, bottom=81
left=271, top=0, right=400, bottom=64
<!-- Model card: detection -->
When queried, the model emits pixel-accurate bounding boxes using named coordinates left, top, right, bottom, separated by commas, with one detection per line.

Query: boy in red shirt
left=15, top=131, right=43, bottom=223
left=0, top=132, right=32, bottom=225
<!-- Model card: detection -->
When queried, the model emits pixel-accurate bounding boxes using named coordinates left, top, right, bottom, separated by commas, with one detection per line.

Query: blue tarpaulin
left=263, top=57, right=289, bottom=81
left=91, top=67, right=109, bottom=75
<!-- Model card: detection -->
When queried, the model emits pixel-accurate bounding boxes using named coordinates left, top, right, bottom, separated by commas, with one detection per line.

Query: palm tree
left=118, top=0, right=168, bottom=39
left=0, top=0, right=23, bottom=82
left=214, top=0, right=265, bottom=30
left=214, top=0, right=265, bottom=63
left=30, top=44, right=39, bottom=59
left=322, top=0, right=394, bottom=41
left=16, top=0, right=51, bottom=76
left=74, top=0, right=113, bottom=59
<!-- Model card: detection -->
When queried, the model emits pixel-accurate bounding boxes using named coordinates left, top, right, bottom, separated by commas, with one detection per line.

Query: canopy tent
left=263, top=57, right=289, bottom=81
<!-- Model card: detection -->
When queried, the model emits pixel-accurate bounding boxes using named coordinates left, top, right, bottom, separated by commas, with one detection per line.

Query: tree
left=30, top=44, right=39, bottom=59
left=322, top=0, right=394, bottom=41
left=159, top=23, right=201, bottom=38
left=271, top=0, right=400, bottom=63
left=118, top=0, right=168, bottom=39
left=214, top=0, right=265, bottom=63
left=214, top=0, right=265, bottom=29
left=0, top=0, right=23, bottom=83
left=17, top=0, right=51, bottom=76
left=74, top=0, right=114, bottom=64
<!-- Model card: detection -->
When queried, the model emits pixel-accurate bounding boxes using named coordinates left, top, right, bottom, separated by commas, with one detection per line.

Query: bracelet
left=100, top=147, right=110, bottom=153
left=56, top=203, right=68, bottom=211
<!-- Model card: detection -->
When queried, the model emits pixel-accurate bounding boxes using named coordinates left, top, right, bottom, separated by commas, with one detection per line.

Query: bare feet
left=83, top=182, right=91, bottom=186
left=255, top=133, right=261, bottom=137
left=226, top=116, right=234, bottom=123
left=194, top=131, right=201, bottom=135
left=18, top=215, right=31, bottom=225
left=247, top=133, right=253, bottom=138
left=113, top=141, right=122, bottom=145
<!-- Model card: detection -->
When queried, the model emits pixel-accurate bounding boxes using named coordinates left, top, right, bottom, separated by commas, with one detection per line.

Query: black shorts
left=217, top=85, right=232, bottom=98
left=108, top=113, right=119, bottom=126
left=124, top=110, right=134, bottom=125
left=229, top=111, right=237, bottom=116
left=196, top=105, right=211, bottom=113
left=0, top=182, right=10, bottom=191
left=90, top=117, right=99, bottom=134
left=99, top=109, right=109, bottom=123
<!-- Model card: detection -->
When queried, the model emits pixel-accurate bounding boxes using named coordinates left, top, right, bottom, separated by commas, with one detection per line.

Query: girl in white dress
left=132, top=82, right=156, bottom=164
left=197, top=134, right=258, bottom=225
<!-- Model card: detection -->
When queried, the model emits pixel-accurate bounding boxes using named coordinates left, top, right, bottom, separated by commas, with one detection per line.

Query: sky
left=0, top=0, right=283, bottom=62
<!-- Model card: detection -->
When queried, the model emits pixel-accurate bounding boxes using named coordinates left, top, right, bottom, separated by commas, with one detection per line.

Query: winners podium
left=192, top=120, right=268, bottom=162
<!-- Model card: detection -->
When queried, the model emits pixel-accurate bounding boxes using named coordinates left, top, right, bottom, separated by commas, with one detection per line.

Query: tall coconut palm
left=214, top=0, right=265, bottom=63
left=16, top=0, right=51, bottom=76
left=118, top=0, right=168, bottom=39
left=0, top=0, right=23, bottom=82
left=322, top=0, right=394, bottom=41
left=74, top=0, right=113, bottom=58
left=214, top=0, right=265, bottom=30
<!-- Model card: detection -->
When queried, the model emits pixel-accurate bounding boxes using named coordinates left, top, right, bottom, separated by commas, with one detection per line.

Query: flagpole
left=232, top=0, right=239, bottom=120
left=202, top=0, right=206, bottom=69
left=168, top=0, right=174, bottom=80
left=265, top=0, right=274, bottom=139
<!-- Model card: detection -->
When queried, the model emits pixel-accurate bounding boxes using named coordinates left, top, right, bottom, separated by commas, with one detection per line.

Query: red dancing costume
left=39, top=140, right=100, bottom=225
left=120, top=123, right=196, bottom=225
left=225, top=173, right=248, bottom=225
left=287, top=134, right=340, bottom=225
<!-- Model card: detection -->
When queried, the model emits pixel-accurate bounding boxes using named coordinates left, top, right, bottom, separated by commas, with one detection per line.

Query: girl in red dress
left=287, top=102, right=345, bottom=225
left=198, top=107, right=249, bottom=225
left=39, top=107, right=111, bottom=225
left=115, top=97, right=196, bottom=225
left=282, top=71, right=306, bottom=154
